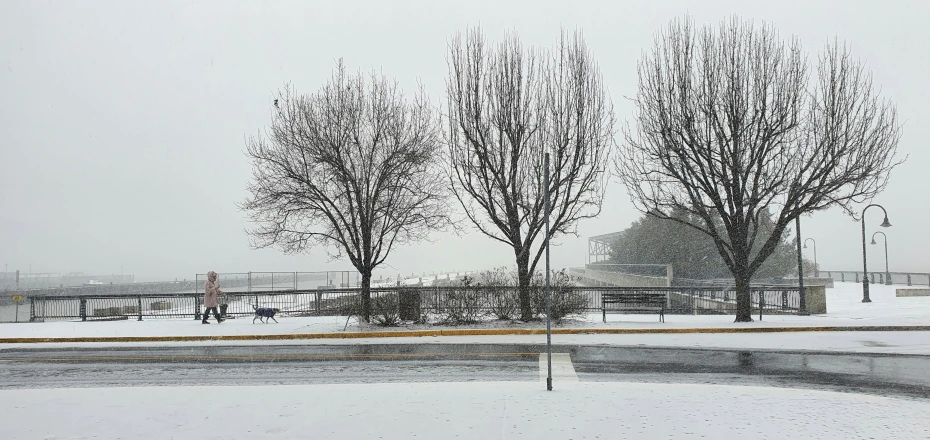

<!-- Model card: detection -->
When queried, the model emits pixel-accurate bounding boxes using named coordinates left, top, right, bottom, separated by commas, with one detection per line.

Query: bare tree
left=446, top=28, right=614, bottom=321
left=616, top=16, right=903, bottom=322
left=241, top=63, right=449, bottom=322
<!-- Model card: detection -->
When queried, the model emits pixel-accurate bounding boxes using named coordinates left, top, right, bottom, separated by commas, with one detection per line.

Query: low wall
left=570, top=268, right=669, bottom=288
left=804, top=286, right=827, bottom=314
left=772, top=277, right=834, bottom=288
left=896, top=288, right=930, bottom=297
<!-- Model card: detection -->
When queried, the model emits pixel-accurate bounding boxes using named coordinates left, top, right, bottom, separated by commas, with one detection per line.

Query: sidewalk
left=3, top=381, right=929, bottom=439
left=1, top=282, right=928, bottom=354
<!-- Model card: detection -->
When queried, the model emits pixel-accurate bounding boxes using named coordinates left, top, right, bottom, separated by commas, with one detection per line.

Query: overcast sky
left=1, top=0, right=927, bottom=282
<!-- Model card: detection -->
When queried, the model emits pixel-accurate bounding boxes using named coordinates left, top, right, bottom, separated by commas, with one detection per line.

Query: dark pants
left=202, top=307, right=221, bottom=322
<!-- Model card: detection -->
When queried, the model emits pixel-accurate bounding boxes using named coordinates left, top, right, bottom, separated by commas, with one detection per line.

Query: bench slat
left=601, top=292, right=666, bottom=323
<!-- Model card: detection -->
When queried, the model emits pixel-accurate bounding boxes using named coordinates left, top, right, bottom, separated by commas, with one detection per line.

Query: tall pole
left=795, top=216, right=808, bottom=315
left=884, top=234, right=891, bottom=285
left=804, top=238, right=818, bottom=278
left=872, top=231, right=892, bottom=286
left=861, top=204, right=891, bottom=303
left=544, top=152, right=553, bottom=392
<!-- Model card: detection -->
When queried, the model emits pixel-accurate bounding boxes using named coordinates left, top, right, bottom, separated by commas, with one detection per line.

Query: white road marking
left=539, top=353, right=579, bottom=382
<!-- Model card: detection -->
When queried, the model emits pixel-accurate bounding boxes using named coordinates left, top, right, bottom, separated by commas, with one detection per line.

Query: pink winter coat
left=204, top=271, right=223, bottom=308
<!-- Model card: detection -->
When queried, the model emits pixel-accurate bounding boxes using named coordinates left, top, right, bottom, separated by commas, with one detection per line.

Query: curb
left=2, top=325, right=930, bottom=344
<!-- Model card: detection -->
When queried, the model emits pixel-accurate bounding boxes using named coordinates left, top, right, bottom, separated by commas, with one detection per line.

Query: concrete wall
left=771, top=277, right=834, bottom=288
left=896, top=288, right=930, bottom=297
left=570, top=268, right=669, bottom=287
left=804, top=286, right=827, bottom=314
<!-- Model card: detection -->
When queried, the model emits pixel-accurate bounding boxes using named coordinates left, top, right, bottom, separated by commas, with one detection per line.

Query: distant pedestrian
left=202, top=271, right=224, bottom=324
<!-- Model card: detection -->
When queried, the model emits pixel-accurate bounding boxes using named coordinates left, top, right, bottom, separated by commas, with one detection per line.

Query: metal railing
left=822, top=271, right=930, bottom=287
left=15, top=285, right=802, bottom=323
left=4, top=271, right=360, bottom=297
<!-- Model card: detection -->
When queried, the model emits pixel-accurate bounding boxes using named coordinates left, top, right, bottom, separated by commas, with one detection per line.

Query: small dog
left=252, top=305, right=280, bottom=324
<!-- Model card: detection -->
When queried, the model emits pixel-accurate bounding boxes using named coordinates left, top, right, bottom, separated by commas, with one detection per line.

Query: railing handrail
left=21, top=285, right=800, bottom=301
left=822, top=270, right=930, bottom=276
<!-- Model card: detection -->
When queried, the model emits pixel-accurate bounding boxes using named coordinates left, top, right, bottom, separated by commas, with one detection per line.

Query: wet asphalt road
left=1, top=344, right=928, bottom=399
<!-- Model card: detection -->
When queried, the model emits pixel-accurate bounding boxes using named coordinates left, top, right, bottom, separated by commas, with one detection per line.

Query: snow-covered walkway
left=2, top=381, right=929, bottom=439
left=1, top=282, right=928, bottom=354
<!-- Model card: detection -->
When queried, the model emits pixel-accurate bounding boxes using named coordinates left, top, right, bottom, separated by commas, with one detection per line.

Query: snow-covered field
left=2, top=381, right=928, bottom=440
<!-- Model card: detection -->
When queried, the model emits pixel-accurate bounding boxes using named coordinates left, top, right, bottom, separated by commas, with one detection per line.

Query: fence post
left=194, top=297, right=201, bottom=320
left=138, top=296, right=143, bottom=321
left=80, top=298, right=87, bottom=322
left=855, top=273, right=859, bottom=283
left=907, top=274, right=912, bottom=286
left=294, top=272, right=297, bottom=290
left=30, top=297, right=36, bottom=322
left=841, top=272, right=845, bottom=282
left=688, top=290, right=697, bottom=315
left=758, top=291, right=764, bottom=321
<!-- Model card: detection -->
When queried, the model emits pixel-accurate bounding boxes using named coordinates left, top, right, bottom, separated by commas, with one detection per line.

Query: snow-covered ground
left=1, top=282, right=928, bottom=354
left=3, top=330, right=928, bottom=354
left=2, top=381, right=928, bottom=440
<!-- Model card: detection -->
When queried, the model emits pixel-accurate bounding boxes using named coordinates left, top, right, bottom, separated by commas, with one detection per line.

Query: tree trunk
left=734, top=273, right=753, bottom=322
left=516, top=251, right=533, bottom=322
left=360, top=270, right=372, bottom=323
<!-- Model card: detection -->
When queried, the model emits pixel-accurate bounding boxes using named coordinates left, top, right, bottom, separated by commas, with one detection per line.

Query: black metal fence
left=822, top=271, right=930, bottom=287
left=17, top=285, right=802, bottom=323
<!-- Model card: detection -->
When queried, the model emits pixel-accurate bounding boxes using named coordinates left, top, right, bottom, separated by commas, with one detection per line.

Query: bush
left=530, top=269, right=588, bottom=321
left=436, top=276, right=487, bottom=325
left=476, top=268, right=520, bottom=320
left=370, top=292, right=401, bottom=327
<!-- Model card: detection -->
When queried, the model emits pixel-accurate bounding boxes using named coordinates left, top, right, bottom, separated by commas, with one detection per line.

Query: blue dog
left=252, top=305, right=280, bottom=324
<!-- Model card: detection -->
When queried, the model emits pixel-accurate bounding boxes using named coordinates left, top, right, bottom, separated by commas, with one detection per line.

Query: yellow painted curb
left=2, top=325, right=930, bottom=344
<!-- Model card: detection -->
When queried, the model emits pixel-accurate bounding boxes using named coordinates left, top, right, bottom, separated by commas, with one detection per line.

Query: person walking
left=202, top=271, right=224, bottom=324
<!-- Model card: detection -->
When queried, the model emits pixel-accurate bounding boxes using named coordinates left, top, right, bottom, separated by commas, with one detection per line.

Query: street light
left=871, top=231, right=892, bottom=286
left=803, top=238, right=818, bottom=277
left=861, top=204, right=891, bottom=303
left=544, top=152, right=553, bottom=392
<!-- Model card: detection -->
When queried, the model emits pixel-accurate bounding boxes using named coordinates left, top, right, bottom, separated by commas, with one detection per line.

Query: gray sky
left=1, top=0, right=928, bottom=282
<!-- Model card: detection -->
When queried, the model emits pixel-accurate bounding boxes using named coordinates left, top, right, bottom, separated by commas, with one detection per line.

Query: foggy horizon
left=2, top=0, right=928, bottom=283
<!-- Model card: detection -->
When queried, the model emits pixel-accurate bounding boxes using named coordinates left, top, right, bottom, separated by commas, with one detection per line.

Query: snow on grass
left=0, top=315, right=350, bottom=338
left=2, top=381, right=928, bottom=440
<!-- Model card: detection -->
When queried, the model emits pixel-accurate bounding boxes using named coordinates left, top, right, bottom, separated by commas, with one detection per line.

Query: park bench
left=602, top=292, right=666, bottom=323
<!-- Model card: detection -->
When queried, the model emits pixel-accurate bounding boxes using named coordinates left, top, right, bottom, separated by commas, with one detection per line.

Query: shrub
left=530, top=269, right=588, bottom=321
left=370, top=292, right=401, bottom=327
left=436, top=276, right=487, bottom=325
left=477, top=267, right=520, bottom=320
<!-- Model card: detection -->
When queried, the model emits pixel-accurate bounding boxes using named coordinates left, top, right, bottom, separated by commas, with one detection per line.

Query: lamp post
left=795, top=215, right=808, bottom=315
left=803, top=238, right=818, bottom=277
left=861, top=204, right=891, bottom=303
left=544, top=152, right=553, bottom=392
left=871, top=231, right=892, bottom=286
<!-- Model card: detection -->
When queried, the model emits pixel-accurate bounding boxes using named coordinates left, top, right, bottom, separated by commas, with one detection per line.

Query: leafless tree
left=616, top=16, right=904, bottom=322
left=241, top=63, right=449, bottom=322
left=446, top=28, right=615, bottom=321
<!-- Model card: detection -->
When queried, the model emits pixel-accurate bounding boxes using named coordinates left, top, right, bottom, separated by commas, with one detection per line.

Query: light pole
left=861, top=204, right=891, bottom=303
left=795, top=215, right=808, bottom=315
left=544, top=152, right=553, bottom=392
left=871, top=231, right=892, bottom=286
left=803, top=238, right=818, bottom=277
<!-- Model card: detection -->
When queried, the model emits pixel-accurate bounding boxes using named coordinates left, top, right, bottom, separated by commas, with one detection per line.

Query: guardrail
left=822, top=271, right=930, bottom=287
left=11, top=285, right=802, bottom=323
